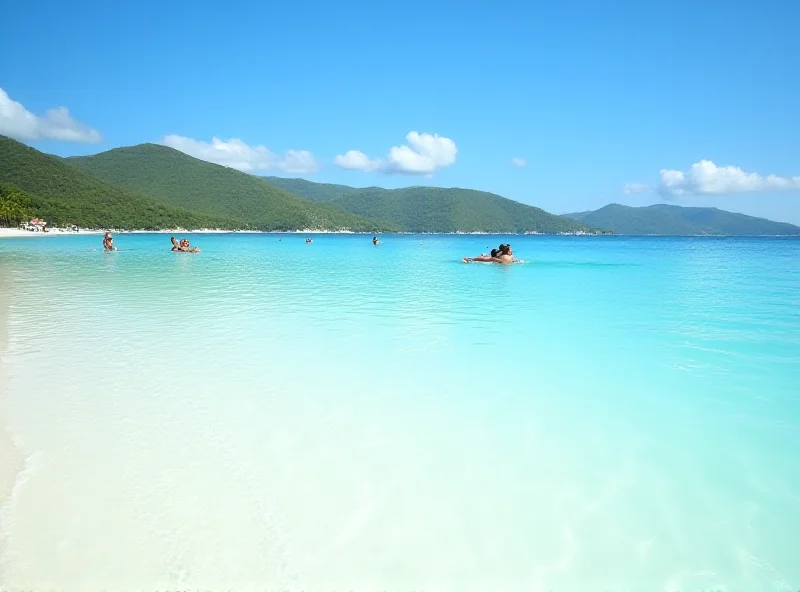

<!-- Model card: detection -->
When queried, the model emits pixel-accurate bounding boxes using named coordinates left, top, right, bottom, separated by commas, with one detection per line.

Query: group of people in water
left=170, top=236, right=201, bottom=253
left=103, top=232, right=518, bottom=263
left=463, top=243, right=518, bottom=264
left=102, top=232, right=201, bottom=253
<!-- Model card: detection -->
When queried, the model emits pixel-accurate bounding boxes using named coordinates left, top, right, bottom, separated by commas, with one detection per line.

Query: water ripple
left=1, top=234, right=799, bottom=591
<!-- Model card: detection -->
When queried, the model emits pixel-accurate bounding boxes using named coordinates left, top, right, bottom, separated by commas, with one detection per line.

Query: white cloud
left=334, top=131, right=457, bottom=175
left=334, top=150, right=381, bottom=172
left=386, top=132, right=457, bottom=174
left=162, top=135, right=319, bottom=174
left=0, top=88, right=102, bottom=143
left=625, top=160, right=800, bottom=198
left=511, top=157, right=527, bottom=167
left=658, top=160, right=800, bottom=197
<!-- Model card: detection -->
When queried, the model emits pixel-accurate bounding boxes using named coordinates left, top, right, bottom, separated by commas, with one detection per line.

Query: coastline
left=1, top=228, right=601, bottom=238
left=0, top=228, right=364, bottom=238
left=0, top=228, right=102, bottom=238
left=3, top=228, right=797, bottom=239
left=0, top=228, right=249, bottom=239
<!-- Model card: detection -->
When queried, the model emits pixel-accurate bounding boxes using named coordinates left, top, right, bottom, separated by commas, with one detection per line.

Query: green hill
left=261, top=176, right=378, bottom=203
left=0, top=136, right=242, bottom=229
left=327, top=187, right=590, bottom=233
left=264, top=178, right=590, bottom=234
left=69, top=145, right=394, bottom=232
left=563, top=203, right=800, bottom=235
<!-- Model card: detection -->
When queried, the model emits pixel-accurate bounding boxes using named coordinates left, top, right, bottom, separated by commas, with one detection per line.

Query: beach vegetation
left=0, top=183, right=37, bottom=226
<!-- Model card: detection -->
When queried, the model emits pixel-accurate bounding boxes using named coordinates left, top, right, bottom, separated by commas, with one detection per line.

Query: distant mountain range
left=67, top=144, right=393, bottom=232
left=0, top=136, right=592, bottom=233
left=563, top=203, right=800, bottom=236
left=264, top=177, right=589, bottom=234
left=70, top=144, right=584, bottom=233
left=2, top=134, right=797, bottom=235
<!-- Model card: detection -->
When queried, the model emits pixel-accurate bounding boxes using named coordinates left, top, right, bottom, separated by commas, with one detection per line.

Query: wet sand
left=0, top=266, right=24, bottom=538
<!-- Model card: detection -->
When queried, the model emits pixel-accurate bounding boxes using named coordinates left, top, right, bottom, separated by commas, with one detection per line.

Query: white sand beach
left=0, top=228, right=372, bottom=239
left=0, top=228, right=102, bottom=238
left=0, top=428, right=23, bottom=534
left=0, top=228, right=241, bottom=239
left=0, top=227, right=286, bottom=239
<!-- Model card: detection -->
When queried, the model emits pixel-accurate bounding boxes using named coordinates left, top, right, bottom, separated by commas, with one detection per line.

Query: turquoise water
left=1, top=233, right=799, bottom=591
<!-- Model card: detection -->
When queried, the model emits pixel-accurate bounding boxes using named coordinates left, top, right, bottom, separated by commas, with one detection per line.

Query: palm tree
left=0, top=200, right=30, bottom=227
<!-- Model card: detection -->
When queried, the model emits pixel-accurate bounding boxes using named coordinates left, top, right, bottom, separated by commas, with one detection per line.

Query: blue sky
left=2, top=0, right=799, bottom=223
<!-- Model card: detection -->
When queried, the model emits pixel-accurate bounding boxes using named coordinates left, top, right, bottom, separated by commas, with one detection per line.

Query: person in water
left=173, top=237, right=201, bottom=253
left=470, top=247, right=499, bottom=259
left=497, top=243, right=516, bottom=263
left=372, top=236, right=380, bottom=245
left=102, top=232, right=115, bottom=251
left=184, top=239, right=200, bottom=253
left=463, top=243, right=516, bottom=264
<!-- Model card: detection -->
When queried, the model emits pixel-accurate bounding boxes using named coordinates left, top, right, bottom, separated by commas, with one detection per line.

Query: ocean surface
left=0, top=233, right=798, bottom=592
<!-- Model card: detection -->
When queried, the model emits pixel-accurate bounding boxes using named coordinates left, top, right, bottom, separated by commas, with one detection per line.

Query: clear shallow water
left=0, top=233, right=798, bottom=592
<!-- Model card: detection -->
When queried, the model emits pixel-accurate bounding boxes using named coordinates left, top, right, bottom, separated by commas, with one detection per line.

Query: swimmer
left=463, top=243, right=517, bottom=264
left=170, top=236, right=181, bottom=251
left=306, top=237, right=313, bottom=244
left=463, top=243, right=501, bottom=263
left=372, top=236, right=380, bottom=245
left=178, top=238, right=201, bottom=253
left=102, top=232, right=115, bottom=251
left=495, top=244, right=514, bottom=262
left=467, top=247, right=498, bottom=260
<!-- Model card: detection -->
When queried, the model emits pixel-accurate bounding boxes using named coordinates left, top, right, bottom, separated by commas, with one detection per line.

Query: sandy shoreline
left=0, top=227, right=566, bottom=238
left=0, top=228, right=362, bottom=238
left=0, top=228, right=255, bottom=238
left=0, top=228, right=101, bottom=238
left=1, top=227, right=607, bottom=238
left=0, top=425, right=23, bottom=530
left=0, top=267, right=24, bottom=531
